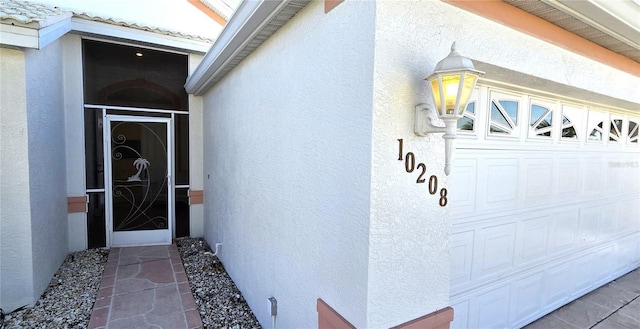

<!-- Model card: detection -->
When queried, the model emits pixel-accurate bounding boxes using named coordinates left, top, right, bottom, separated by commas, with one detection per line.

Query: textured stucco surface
left=188, top=53, right=205, bottom=238
left=201, top=1, right=375, bottom=327
left=195, top=0, right=639, bottom=327
left=367, top=1, right=640, bottom=327
left=0, top=48, right=35, bottom=312
left=24, top=38, right=69, bottom=302
left=62, top=34, right=88, bottom=251
left=367, top=2, right=452, bottom=327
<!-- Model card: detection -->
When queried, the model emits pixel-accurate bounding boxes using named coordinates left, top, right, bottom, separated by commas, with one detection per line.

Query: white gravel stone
left=176, top=237, right=261, bottom=329
left=2, top=238, right=261, bottom=329
left=3, top=248, right=109, bottom=329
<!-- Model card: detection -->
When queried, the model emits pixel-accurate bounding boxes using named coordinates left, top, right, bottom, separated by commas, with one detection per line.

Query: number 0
left=428, top=175, right=438, bottom=195
left=405, top=152, right=415, bottom=172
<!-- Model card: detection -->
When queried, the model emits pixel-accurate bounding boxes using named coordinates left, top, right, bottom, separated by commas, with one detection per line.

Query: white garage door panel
left=450, top=232, right=639, bottom=329
left=450, top=86, right=640, bottom=328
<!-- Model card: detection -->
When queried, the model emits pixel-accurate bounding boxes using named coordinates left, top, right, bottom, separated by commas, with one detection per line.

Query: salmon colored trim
left=188, top=189, right=204, bottom=205
left=443, top=0, right=640, bottom=77
left=390, top=307, right=454, bottom=329
left=324, top=0, right=344, bottom=13
left=68, top=196, right=88, bottom=213
left=187, top=0, right=227, bottom=26
left=317, top=298, right=356, bottom=329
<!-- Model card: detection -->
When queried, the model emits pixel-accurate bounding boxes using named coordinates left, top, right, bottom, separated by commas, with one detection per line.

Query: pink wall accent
left=390, top=307, right=454, bottom=329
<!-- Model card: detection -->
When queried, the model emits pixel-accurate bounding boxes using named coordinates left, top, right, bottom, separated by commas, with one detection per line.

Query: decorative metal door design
left=105, top=115, right=173, bottom=246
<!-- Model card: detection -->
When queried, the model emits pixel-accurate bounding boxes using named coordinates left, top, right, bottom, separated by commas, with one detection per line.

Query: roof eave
left=542, top=0, right=640, bottom=52
left=185, top=0, right=311, bottom=95
left=70, top=17, right=213, bottom=53
left=0, top=16, right=71, bottom=49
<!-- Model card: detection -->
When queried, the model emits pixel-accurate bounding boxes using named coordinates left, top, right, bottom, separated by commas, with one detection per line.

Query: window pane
left=530, top=105, right=548, bottom=126
left=499, top=100, right=518, bottom=125
left=491, top=101, right=511, bottom=128
left=629, top=121, right=638, bottom=143
left=85, top=109, right=104, bottom=189
left=83, top=39, right=188, bottom=111
left=457, top=116, right=474, bottom=131
left=562, top=126, right=577, bottom=139
left=175, top=188, right=190, bottom=238
left=538, top=113, right=552, bottom=129
left=87, top=193, right=106, bottom=248
left=610, top=119, right=622, bottom=141
left=175, top=114, right=190, bottom=185
left=490, top=125, right=509, bottom=134
left=466, top=102, right=475, bottom=114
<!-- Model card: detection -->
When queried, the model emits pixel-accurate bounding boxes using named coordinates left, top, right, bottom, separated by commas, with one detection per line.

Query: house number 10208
left=397, top=138, right=448, bottom=207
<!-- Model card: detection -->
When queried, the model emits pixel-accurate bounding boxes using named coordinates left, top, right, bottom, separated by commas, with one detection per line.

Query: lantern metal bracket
left=414, top=103, right=458, bottom=176
left=414, top=103, right=446, bottom=136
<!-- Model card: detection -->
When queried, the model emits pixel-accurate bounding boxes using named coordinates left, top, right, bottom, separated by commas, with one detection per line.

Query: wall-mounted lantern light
left=415, top=42, right=484, bottom=175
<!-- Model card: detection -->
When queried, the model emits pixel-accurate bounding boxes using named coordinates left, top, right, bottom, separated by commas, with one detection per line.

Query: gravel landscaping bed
left=176, top=237, right=261, bottom=329
left=2, top=238, right=260, bottom=329
left=3, top=248, right=109, bottom=329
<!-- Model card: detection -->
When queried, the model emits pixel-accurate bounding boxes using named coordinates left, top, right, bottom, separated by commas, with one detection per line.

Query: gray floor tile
left=613, top=274, right=640, bottom=295
left=607, top=312, right=640, bottom=329
left=523, top=314, right=581, bottom=329
left=619, top=298, right=640, bottom=321
left=593, top=318, right=634, bottom=329
left=554, top=300, right=614, bottom=328
left=582, top=283, right=639, bottom=310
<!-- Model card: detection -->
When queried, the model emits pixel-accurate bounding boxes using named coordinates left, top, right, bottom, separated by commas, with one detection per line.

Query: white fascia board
left=544, top=0, right=640, bottom=50
left=70, top=18, right=213, bottom=53
left=38, top=19, right=71, bottom=49
left=184, top=0, right=293, bottom=95
left=0, top=24, right=38, bottom=48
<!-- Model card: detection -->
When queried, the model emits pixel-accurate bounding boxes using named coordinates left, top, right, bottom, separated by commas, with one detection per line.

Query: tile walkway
left=85, top=244, right=637, bottom=329
left=88, top=244, right=202, bottom=329
left=524, top=268, right=640, bottom=329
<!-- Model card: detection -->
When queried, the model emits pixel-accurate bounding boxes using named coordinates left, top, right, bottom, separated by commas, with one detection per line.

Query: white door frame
left=103, top=114, right=174, bottom=247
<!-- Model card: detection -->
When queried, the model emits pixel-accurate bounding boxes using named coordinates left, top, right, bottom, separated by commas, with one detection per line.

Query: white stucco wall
left=194, top=0, right=639, bottom=327
left=201, top=1, right=375, bottom=327
left=24, top=38, right=69, bottom=300
left=188, top=53, right=204, bottom=238
left=367, top=1, right=453, bottom=326
left=0, top=48, right=35, bottom=312
left=62, top=34, right=88, bottom=251
left=367, top=1, right=640, bottom=327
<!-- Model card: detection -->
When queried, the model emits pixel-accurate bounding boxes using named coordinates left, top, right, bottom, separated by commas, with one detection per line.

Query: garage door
left=449, top=86, right=640, bottom=329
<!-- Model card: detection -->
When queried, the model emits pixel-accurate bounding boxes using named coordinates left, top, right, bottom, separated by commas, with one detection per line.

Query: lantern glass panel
left=456, top=74, right=478, bottom=115
left=430, top=78, right=442, bottom=112
left=440, top=74, right=463, bottom=115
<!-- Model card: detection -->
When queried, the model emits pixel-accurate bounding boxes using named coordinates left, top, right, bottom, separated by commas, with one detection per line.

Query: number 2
left=416, top=163, right=426, bottom=183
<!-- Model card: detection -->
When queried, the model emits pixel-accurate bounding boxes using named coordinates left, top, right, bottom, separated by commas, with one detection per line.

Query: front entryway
left=82, top=39, right=192, bottom=248
left=105, top=115, right=173, bottom=246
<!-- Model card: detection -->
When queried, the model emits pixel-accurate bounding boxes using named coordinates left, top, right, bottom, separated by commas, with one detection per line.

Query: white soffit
left=185, top=0, right=311, bottom=95
left=504, top=0, right=640, bottom=62
left=545, top=0, right=640, bottom=49
left=474, top=60, right=640, bottom=112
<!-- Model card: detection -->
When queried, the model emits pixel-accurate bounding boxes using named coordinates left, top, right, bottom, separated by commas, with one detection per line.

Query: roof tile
left=0, top=0, right=213, bottom=42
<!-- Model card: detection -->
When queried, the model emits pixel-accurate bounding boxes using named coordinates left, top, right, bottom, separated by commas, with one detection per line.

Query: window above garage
left=457, top=85, right=640, bottom=150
